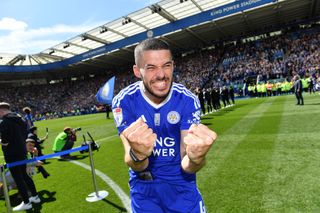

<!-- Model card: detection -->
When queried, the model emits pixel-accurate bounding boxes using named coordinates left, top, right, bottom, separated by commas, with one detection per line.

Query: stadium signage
left=211, top=0, right=276, bottom=18
left=82, top=47, right=107, bottom=58
left=0, top=0, right=276, bottom=73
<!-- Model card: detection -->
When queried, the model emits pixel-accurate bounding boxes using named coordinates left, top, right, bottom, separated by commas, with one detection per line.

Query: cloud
left=0, top=18, right=105, bottom=54
left=0, top=17, right=28, bottom=31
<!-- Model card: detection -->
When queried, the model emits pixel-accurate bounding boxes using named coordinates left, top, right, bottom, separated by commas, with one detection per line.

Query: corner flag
left=95, top=76, right=115, bottom=104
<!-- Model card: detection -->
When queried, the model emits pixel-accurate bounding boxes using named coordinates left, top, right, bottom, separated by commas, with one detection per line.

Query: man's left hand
left=184, top=124, right=217, bottom=164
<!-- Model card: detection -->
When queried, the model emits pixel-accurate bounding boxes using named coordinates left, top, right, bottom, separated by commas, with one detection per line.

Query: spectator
left=22, top=107, right=34, bottom=130
left=28, top=126, right=48, bottom=162
left=0, top=102, right=40, bottom=211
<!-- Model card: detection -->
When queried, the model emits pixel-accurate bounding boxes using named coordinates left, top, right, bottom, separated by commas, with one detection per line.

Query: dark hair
left=0, top=102, right=10, bottom=110
left=134, top=38, right=172, bottom=66
left=64, top=127, right=72, bottom=133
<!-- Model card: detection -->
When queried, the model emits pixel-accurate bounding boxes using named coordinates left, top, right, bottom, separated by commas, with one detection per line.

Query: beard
left=142, top=76, right=173, bottom=100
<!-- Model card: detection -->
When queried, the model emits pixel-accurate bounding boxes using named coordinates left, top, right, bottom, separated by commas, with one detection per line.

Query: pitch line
left=96, top=134, right=118, bottom=144
left=70, top=160, right=131, bottom=212
left=67, top=134, right=131, bottom=212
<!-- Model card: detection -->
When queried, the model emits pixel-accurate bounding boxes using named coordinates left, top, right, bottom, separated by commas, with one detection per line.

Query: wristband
left=129, top=148, right=148, bottom=163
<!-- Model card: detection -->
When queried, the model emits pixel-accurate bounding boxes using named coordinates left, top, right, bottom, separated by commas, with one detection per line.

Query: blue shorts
left=130, top=180, right=206, bottom=213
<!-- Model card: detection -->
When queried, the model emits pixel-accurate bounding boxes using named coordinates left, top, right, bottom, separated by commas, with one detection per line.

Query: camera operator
left=0, top=102, right=40, bottom=211
left=52, top=127, right=80, bottom=159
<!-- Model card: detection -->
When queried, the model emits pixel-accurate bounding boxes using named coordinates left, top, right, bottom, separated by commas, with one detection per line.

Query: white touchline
left=70, top=160, right=132, bottom=213
left=79, top=134, right=131, bottom=211
left=96, top=134, right=118, bottom=144
left=61, top=134, right=131, bottom=212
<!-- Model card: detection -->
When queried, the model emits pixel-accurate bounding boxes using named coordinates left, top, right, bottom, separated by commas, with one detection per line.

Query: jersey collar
left=139, top=81, right=173, bottom=109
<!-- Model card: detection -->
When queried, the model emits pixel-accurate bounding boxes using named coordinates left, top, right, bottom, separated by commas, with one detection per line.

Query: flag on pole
left=95, top=76, right=115, bottom=104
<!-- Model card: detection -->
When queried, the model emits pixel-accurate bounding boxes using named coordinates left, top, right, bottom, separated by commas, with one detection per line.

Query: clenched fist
left=184, top=124, right=217, bottom=165
left=122, top=117, right=156, bottom=160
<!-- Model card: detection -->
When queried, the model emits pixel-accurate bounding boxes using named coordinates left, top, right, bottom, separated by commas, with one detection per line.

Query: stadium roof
left=0, top=0, right=236, bottom=66
left=0, top=0, right=319, bottom=80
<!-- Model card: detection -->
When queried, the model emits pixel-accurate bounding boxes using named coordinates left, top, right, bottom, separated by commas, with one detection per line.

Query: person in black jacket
left=229, top=85, right=235, bottom=105
left=0, top=102, right=40, bottom=211
left=205, top=88, right=213, bottom=113
left=105, top=104, right=111, bottom=119
left=221, top=86, right=231, bottom=108
left=197, top=88, right=206, bottom=115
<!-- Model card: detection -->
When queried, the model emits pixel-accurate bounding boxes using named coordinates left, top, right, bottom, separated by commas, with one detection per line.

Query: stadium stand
left=0, top=23, right=319, bottom=119
left=0, top=0, right=319, bottom=119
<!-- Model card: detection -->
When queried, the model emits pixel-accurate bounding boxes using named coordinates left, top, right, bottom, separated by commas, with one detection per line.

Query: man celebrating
left=112, top=38, right=217, bottom=212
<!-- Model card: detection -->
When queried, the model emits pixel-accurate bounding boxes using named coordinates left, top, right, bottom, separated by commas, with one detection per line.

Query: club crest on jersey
left=167, top=111, right=180, bottom=124
left=113, top=107, right=123, bottom=127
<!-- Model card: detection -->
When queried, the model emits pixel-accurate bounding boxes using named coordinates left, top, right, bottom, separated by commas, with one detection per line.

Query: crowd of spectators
left=0, top=24, right=319, bottom=119
left=216, top=27, right=319, bottom=84
left=174, top=48, right=223, bottom=92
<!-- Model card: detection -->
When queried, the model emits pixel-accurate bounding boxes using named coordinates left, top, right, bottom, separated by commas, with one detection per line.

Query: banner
left=95, top=76, right=115, bottom=104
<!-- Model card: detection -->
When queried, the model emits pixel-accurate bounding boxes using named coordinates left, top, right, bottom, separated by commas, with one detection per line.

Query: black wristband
left=129, top=148, right=148, bottom=162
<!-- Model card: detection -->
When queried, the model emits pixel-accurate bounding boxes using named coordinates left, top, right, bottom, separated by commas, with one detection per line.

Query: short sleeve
left=112, top=97, right=136, bottom=134
left=180, top=96, right=201, bottom=131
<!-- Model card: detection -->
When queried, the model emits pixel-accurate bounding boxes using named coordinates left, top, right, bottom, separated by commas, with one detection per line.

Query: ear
left=133, top=65, right=141, bottom=79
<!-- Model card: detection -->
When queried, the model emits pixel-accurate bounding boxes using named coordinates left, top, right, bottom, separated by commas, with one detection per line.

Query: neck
left=142, top=84, right=167, bottom=105
left=144, top=91, right=165, bottom=104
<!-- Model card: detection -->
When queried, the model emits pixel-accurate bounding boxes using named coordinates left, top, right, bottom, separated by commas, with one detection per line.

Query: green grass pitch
left=1, top=93, right=320, bottom=212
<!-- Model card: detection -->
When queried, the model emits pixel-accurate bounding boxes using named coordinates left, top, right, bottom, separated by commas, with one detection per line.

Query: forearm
left=181, top=155, right=206, bottom=174
left=120, top=134, right=149, bottom=172
left=124, top=152, right=149, bottom=172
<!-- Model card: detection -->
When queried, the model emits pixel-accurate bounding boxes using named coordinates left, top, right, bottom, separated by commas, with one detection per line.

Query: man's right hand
left=122, top=117, right=156, bottom=160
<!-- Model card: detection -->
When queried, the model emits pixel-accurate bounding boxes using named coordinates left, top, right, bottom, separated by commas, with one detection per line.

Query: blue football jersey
left=112, top=81, right=201, bottom=185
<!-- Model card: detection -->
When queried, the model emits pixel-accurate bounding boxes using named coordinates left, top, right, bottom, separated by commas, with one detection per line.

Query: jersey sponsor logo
left=153, top=136, right=175, bottom=157
left=113, top=107, right=123, bottom=127
left=167, top=111, right=180, bottom=124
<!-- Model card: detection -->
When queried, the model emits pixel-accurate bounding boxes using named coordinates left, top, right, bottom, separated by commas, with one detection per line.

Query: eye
left=146, top=66, right=156, bottom=72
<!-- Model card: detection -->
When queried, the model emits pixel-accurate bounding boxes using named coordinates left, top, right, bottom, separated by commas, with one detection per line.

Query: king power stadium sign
left=0, top=0, right=276, bottom=73
left=211, top=0, right=277, bottom=17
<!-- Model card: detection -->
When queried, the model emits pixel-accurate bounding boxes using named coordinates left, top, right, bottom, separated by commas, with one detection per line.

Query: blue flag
left=95, top=76, right=115, bottom=104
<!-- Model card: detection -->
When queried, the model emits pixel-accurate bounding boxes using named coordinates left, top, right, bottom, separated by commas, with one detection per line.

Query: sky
left=0, top=0, right=158, bottom=55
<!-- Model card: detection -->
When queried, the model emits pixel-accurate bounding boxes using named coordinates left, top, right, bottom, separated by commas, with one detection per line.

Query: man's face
left=133, top=50, right=174, bottom=104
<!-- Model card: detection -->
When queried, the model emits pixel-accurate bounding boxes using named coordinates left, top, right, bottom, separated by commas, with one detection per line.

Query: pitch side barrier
left=1, top=143, right=108, bottom=213
left=5, top=145, right=88, bottom=168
